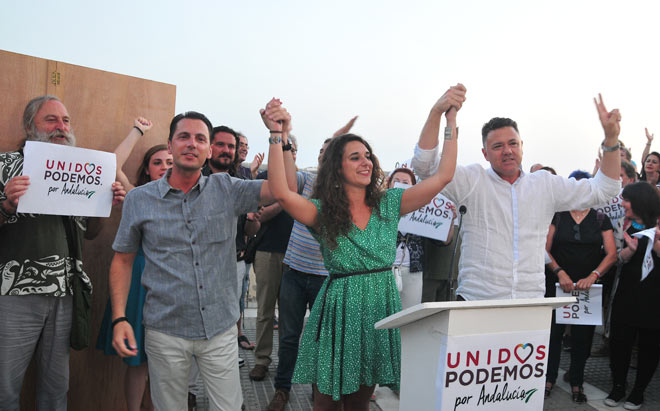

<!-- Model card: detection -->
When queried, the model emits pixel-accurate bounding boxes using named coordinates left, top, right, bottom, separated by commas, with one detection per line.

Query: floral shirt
left=0, top=150, right=91, bottom=296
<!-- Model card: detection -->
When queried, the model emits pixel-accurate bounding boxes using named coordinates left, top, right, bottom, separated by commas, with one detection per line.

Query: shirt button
left=187, top=220, right=191, bottom=224
left=201, top=307, right=205, bottom=311
left=195, top=262, right=199, bottom=266
left=199, top=285, right=203, bottom=289
left=192, top=241, right=196, bottom=244
left=184, top=199, right=187, bottom=203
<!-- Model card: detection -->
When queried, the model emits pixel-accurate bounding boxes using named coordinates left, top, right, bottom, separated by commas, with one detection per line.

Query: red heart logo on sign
left=432, top=197, right=444, bottom=209
left=514, top=343, right=533, bottom=364
left=84, top=163, right=96, bottom=175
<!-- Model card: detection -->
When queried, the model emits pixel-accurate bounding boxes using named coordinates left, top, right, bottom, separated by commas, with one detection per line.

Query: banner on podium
left=436, top=330, right=548, bottom=411
left=554, top=284, right=602, bottom=325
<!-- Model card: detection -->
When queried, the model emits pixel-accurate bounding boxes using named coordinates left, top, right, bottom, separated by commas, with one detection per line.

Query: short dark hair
left=211, top=125, right=238, bottom=143
left=211, top=125, right=240, bottom=176
left=168, top=111, right=213, bottom=141
left=622, top=182, right=660, bottom=228
left=569, top=170, right=592, bottom=180
left=481, top=117, right=519, bottom=146
left=540, top=166, right=557, bottom=175
left=621, top=161, right=636, bottom=180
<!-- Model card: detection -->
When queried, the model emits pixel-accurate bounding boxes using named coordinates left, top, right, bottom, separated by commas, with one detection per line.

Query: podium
left=375, top=297, right=575, bottom=411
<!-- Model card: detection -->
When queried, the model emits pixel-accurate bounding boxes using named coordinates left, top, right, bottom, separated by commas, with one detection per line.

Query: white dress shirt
left=413, top=144, right=621, bottom=301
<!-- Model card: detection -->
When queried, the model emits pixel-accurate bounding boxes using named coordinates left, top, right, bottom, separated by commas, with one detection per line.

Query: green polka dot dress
left=292, top=188, right=403, bottom=400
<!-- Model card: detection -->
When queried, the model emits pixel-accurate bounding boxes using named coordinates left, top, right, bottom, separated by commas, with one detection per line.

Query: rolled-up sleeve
left=412, top=144, right=440, bottom=180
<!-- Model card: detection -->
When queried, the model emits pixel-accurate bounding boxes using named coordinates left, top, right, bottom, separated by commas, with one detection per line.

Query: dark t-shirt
left=256, top=170, right=294, bottom=253
left=545, top=210, right=612, bottom=296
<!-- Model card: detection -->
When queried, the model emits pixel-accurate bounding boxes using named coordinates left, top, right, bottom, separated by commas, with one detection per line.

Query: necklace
left=570, top=209, right=589, bottom=223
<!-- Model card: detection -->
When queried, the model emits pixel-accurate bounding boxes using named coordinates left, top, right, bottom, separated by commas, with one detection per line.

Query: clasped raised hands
left=432, top=83, right=467, bottom=118
left=260, top=98, right=291, bottom=133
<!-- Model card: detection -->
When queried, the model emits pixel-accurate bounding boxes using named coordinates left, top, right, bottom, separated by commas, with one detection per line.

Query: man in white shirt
left=413, top=90, right=622, bottom=301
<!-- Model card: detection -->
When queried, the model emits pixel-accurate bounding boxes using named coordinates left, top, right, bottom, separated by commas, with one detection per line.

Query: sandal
left=238, top=335, right=255, bottom=350
left=572, top=386, right=587, bottom=403
left=545, top=383, right=553, bottom=399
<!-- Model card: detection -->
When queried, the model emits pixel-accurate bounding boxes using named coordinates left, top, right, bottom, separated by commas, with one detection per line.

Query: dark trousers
left=609, top=322, right=660, bottom=392
left=274, top=268, right=326, bottom=391
left=546, top=311, right=595, bottom=386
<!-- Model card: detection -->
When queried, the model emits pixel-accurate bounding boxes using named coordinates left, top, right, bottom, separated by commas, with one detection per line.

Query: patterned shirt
left=112, top=170, right=262, bottom=339
left=283, top=171, right=328, bottom=276
left=0, top=150, right=91, bottom=297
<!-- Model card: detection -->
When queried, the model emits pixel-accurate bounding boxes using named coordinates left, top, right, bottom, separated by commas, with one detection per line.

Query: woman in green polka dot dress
left=262, top=91, right=462, bottom=409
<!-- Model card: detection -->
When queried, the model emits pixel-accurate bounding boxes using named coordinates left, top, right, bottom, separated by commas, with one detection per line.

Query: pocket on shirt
left=197, top=212, right=233, bottom=244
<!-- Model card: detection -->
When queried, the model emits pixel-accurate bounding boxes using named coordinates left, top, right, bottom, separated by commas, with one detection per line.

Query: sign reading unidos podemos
left=395, top=182, right=454, bottom=242
left=436, top=330, right=548, bottom=411
left=18, top=141, right=117, bottom=217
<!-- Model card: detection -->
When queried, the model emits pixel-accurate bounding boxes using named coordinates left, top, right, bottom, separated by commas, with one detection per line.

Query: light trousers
left=146, top=326, right=242, bottom=411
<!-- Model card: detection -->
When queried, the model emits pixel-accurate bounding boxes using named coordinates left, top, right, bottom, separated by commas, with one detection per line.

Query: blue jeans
left=274, top=268, right=326, bottom=391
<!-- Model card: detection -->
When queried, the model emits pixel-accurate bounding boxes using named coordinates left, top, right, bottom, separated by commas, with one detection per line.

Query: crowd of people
left=1, top=85, right=660, bottom=411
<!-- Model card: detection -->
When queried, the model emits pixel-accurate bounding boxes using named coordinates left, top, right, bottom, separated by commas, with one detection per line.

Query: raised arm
left=417, top=84, right=466, bottom=150
left=333, top=116, right=358, bottom=137
left=261, top=100, right=318, bottom=228
left=594, top=94, right=622, bottom=180
left=400, top=84, right=466, bottom=214
left=642, top=127, right=654, bottom=165
left=114, top=117, right=153, bottom=191
left=258, top=100, right=298, bottom=205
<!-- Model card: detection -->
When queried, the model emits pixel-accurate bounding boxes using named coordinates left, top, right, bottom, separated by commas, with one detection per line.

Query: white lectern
left=375, top=297, right=575, bottom=411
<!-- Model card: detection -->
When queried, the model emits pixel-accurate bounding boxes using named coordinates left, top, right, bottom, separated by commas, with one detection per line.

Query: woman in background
left=97, top=118, right=172, bottom=411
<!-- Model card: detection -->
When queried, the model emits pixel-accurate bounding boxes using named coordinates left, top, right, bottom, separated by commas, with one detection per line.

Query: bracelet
left=282, top=142, right=292, bottom=151
left=268, top=136, right=282, bottom=144
left=552, top=266, right=563, bottom=275
left=133, top=126, right=144, bottom=136
left=444, top=126, right=458, bottom=140
left=591, top=270, right=601, bottom=278
left=601, top=142, right=620, bottom=152
left=0, top=200, right=14, bottom=219
left=269, top=131, right=283, bottom=134
left=111, top=317, right=129, bottom=328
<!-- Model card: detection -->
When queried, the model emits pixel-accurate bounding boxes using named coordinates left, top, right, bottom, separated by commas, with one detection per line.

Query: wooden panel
left=0, top=50, right=49, bottom=151
left=0, top=50, right=176, bottom=411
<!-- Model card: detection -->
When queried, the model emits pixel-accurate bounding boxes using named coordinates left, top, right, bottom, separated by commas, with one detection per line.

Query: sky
left=2, top=0, right=659, bottom=176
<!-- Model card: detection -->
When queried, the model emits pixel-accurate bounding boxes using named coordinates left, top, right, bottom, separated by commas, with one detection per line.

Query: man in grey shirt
left=109, top=106, right=295, bottom=410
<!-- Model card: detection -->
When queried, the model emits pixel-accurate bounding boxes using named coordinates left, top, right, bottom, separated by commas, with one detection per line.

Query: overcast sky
left=3, top=0, right=659, bottom=176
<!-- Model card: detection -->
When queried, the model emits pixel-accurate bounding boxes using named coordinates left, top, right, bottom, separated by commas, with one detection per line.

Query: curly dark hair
left=312, top=134, right=386, bottom=249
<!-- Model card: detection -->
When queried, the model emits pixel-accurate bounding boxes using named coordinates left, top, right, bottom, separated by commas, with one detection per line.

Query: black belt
left=315, top=266, right=390, bottom=341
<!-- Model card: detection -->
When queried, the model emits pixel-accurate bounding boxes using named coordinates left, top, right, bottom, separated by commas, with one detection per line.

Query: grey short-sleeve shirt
left=113, top=171, right=263, bottom=339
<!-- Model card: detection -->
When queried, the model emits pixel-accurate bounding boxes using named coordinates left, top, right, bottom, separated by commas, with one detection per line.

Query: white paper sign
left=436, top=330, right=549, bottom=411
left=554, top=284, right=602, bottom=325
left=395, top=182, right=454, bottom=242
left=18, top=141, right=117, bottom=217
left=632, top=228, right=656, bottom=281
